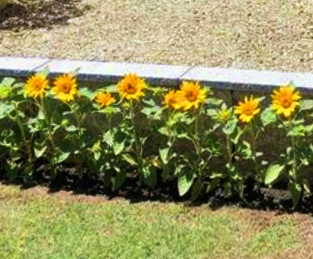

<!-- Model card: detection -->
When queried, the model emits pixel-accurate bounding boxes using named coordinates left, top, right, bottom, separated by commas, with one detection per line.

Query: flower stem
left=14, top=103, right=32, bottom=163
left=40, top=98, right=56, bottom=174
left=289, top=120, right=297, bottom=182
left=129, top=101, right=142, bottom=163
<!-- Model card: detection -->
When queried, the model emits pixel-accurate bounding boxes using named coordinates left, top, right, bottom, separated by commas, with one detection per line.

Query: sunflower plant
left=261, top=83, right=313, bottom=206
left=99, top=73, right=161, bottom=190
left=89, top=87, right=125, bottom=190
left=207, top=95, right=264, bottom=200
left=0, top=76, right=34, bottom=180
left=24, top=70, right=68, bottom=178
left=159, top=82, right=221, bottom=199
left=51, top=73, right=97, bottom=177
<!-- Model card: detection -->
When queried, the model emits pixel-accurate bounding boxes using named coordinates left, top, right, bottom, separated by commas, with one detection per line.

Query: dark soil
left=0, top=0, right=88, bottom=31
left=1, top=162, right=313, bottom=215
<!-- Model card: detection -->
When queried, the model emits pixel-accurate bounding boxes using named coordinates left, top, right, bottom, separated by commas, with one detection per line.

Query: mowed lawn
left=1, top=0, right=313, bottom=72
left=0, top=183, right=311, bottom=259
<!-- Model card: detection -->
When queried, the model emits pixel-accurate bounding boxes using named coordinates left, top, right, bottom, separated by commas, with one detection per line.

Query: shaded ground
left=1, top=0, right=313, bottom=72
left=0, top=183, right=312, bottom=259
left=0, top=0, right=87, bottom=31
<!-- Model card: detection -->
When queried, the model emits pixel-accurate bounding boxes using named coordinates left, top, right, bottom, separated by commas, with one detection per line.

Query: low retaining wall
left=1, top=55, right=313, bottom=93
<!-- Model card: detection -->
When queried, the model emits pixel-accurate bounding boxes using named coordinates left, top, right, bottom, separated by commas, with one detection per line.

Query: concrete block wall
left=1, top=55, right=313, bottom=94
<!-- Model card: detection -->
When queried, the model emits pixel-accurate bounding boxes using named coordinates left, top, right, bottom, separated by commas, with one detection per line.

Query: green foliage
left=1, top=74, right=313, bottom=207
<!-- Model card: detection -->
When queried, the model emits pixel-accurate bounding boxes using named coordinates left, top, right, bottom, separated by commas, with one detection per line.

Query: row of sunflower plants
left=0, top=69, right=312, bottom=206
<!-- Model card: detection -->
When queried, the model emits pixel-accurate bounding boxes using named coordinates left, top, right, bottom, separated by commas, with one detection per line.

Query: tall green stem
left=249, top=124, right=256, bottom=160
left=129, top=101, right=142, bottom=162
left=14, top=103, right=32, bottom=162
left=226, top=135, right=232, bottom=166
left=289, top=120, right=297, bottom=182
left=39, top=99, right=56, bottom=174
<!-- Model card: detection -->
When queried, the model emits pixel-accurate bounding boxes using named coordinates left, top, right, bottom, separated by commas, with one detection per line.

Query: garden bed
left=1, top=57, right=313, bottom=209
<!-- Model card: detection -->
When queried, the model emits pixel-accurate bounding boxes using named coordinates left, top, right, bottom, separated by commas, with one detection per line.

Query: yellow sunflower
left=25, top=73, right=49, bottom=99
left=117, top=73, right=147, bottom=101
left=271, top=84, right=301, bottom=118
left=234, top=96, right=260, bottom=123
left=164, top=90, right=181, bottom=110
left=52, top=74, right=78, bottom=103
left=176, top=81, right=206, bottom=110
left=94, top=92, right=115, bottom=108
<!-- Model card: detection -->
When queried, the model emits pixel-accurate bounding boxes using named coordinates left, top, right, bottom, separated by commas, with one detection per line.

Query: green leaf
left=142, top=165, right=157, bottom=189
left=111, top=172, right=126, bottom=191
left=265, top=164, right=285, bottom=185
left=100, top=106, right=120, bottom=115
left=103, top=130, right=115, bottom=147
left=222, top=118, right=237, bottom=135
left=94, top=152, right=101, bottom=161
left=261, top=107, right=277, bottom=127
left=79, top=88, right=94, bottom=99
left=207, top=109, right=218, bottom=117
left=178, top=167, right=194, bottom=196
left=113, top=141, right=125, bottom=155
left=300, top=100, right=313, bottom=111
left=191, top=178, right=203, bottom=200
left=205, top=98, right=223, bottom=106
left=239, top=141, right=252, bottom=159
left=159, top=147, right=170, bottom=165
left=0, top=83, right=12, bottom=99
left=38, top=67, right=50, bottom=77
left=1, top=77, right=15, bottom=86
left=34, top=146, right=47, bottom=158
left=122, top=154, right=137, bottom=166
left=65, top=125, right=78, bottom=132
left=206, top=178, right=220, bottom=193
left=288, top=183, right=302, bottom=207
left=104, top=85, right=118, bottom=93
left=287, top=125, right=306, bottom=137
left=0, top=103, right=14, bottom=119
left=55, top=151, right=71, bottom=164
left=303, top=179, right=311, bottom=193
left=158, top=126, right=170, bottom=137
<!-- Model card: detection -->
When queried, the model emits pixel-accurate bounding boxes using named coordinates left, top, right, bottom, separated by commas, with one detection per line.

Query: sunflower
left=52, top=74, right=78, bottom=103
left=234, top=96, right=260, bottom=123
left=215, top=106, right=232, bottom=124
left=25, top=73, right=49, bottom=99
left=117, top=73, right=147, bottom=101
left=271, top=84, right=301, bottom=118
left=94, top=92, right=115, bottom=107
left=176, top=81, right=206, bottom=110
left=164, top=90, right=181, bottom=110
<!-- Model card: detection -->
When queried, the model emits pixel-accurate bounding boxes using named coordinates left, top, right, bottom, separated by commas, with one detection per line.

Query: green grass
left=0, top=184, right=304, bottom=259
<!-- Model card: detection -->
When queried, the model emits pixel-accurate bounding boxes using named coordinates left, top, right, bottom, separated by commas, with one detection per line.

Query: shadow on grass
left=2, top=167, right=313, bottom=216
left=0, top=0, right=91, bottom=31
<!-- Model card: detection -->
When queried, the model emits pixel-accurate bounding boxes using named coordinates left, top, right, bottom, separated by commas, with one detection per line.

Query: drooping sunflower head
left=117, top=73, right=147, bottom=101
left=177, top=81, right=206, bottom=110
left=234, top=95, right=260, bottom=123
left=25, top=73, right=49, bottom=99
left=164, top=90, right=182, bottom=110
left=271, top=83, right=301, bottom=119
left=52, top=74, right=78, bottom=103
left=94, top=91, right=115, bottom=108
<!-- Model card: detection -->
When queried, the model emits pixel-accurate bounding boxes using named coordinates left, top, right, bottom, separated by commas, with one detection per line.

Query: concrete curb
left=1, top=55, right=313, bottom=93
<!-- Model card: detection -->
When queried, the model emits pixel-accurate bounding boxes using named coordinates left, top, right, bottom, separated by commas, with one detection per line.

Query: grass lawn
left=0, top=183, right=311, bottom=259
left=1, top=0, right=313, bottom=72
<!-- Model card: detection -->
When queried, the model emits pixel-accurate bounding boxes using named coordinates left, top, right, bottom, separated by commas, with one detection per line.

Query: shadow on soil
left=0, top=0, right=91, bottom=31
left=2, top=168, right=313, bottom=216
